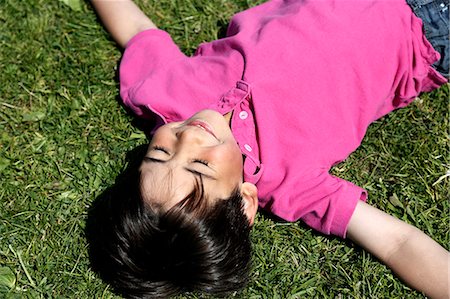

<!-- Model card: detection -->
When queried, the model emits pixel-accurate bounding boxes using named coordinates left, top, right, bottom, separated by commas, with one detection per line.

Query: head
left=140, top=109, right=258, bottom=220
left=88, top=110, right=259, bottom=298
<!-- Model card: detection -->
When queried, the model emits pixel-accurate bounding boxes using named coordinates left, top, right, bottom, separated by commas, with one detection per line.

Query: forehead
left=140, top=162, right=199, bottom=209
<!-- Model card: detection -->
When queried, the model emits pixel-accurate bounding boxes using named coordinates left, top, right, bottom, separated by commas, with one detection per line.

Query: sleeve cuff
left=331, top=183, right=367, bottom=238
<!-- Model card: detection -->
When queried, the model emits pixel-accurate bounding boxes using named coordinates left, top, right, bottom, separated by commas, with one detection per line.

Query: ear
left=240, top=182, right=258, bottom=225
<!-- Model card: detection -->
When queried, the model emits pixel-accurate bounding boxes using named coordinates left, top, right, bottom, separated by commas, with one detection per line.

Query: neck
left=223, top=112, right=232, bottom=125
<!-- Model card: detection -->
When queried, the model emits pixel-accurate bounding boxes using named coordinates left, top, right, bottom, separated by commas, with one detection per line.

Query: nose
left=175, top=126, right=206, bottom=146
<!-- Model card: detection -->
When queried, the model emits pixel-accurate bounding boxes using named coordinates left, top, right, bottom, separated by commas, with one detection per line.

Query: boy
left=89, top=0, right=449, bottom=298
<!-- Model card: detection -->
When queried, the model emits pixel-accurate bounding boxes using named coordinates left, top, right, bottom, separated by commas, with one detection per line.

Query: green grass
left=0, top=0, right=448, bottom=298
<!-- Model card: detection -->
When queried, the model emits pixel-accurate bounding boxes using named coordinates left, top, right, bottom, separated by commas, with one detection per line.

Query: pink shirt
left=120, top=0, right=446, bottom=237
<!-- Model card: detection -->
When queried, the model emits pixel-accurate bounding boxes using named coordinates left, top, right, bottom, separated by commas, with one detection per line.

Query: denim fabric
left=407, top=0, right=449, bottom=78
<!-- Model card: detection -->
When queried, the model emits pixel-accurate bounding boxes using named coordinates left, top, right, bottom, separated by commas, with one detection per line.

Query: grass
left=0, top=0, right=448, bottom=298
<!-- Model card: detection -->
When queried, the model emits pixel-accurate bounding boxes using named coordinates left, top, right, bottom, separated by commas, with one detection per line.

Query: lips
left=186, top=120, right=217, bottom=139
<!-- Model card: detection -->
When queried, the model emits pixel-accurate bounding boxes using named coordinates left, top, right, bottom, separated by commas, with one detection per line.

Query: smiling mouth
left=186, top=120, right=218, bottom=139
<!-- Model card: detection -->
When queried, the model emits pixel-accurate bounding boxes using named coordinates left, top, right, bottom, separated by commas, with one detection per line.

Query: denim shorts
left=406, top=0, right=449, bottom=78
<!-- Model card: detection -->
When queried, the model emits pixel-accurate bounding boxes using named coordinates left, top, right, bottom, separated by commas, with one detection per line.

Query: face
left=140, top=110, right=244, bottom=210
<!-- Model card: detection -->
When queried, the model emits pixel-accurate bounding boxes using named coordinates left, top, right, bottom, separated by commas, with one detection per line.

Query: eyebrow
left=143, top=157, right=216, bottom=180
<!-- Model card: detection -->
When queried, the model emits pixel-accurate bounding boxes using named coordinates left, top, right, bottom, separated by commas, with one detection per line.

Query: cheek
left=212, top=144, right=243, bottom=174
left=228, top=145, right=243, bottom=166
left=148, top=124, right=176, bottom=147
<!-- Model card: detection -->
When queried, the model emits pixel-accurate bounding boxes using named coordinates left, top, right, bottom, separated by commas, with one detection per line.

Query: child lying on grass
left=89, top=0, right=449, bottom=298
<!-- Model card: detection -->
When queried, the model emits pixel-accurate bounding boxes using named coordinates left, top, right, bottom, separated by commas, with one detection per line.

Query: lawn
left=0, top=0, right=448, bottom=298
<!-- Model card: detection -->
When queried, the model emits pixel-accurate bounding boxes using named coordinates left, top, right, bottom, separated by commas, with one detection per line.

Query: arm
left=91, top=0, right=157, bottom=48
left=347, top=201, right=449, bottom=299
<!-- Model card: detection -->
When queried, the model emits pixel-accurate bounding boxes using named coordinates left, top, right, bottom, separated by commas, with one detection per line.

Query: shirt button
left=239, top=111, right=248, bottom=120
left=244, top=144, right=252, bottom=152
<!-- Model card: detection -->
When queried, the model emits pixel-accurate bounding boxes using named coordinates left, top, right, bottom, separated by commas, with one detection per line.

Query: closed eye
left=192, top=159, right=209, bottom=166
left=152, top=145, right=170, bottom=154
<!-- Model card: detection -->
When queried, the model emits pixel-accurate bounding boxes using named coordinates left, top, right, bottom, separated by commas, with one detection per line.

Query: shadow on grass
left=85, top=143, right=148, bottom=293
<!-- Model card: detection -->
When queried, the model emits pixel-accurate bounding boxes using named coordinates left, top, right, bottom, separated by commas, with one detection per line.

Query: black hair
left=87, top=153, right=252, bottom=298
